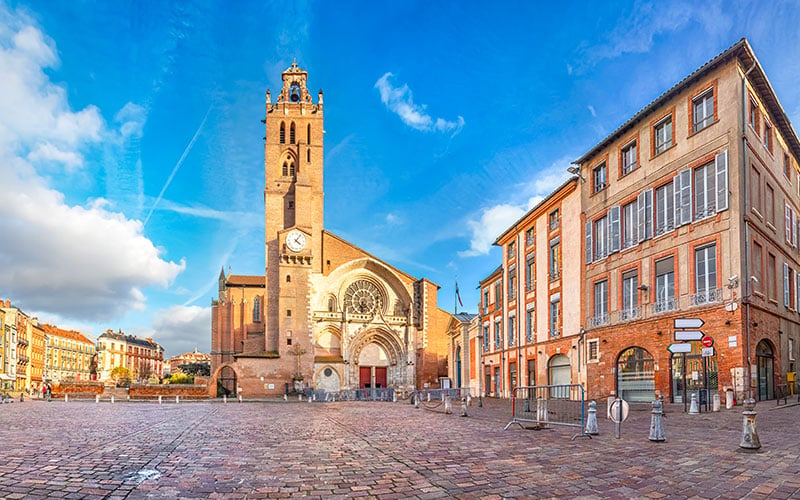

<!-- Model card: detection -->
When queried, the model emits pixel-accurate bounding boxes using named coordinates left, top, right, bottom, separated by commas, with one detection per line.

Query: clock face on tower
left=286, top=229, right=306, bottom=252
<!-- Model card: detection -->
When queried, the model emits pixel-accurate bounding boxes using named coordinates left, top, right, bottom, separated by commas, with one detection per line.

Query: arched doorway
left=358, top=344, right=389, bottom=388
left=616, top=347, right=655, bottom=402
left=217, top=366, right=237, bottom=397
left=548, top=354, right=571, bottom=399
left=756, top=340, right=775, bottom=401
left=455, top=346, right=462, bottom=388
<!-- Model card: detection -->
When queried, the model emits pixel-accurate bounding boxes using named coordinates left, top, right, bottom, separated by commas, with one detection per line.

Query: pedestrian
left=42, top=385, right=46, bottom=400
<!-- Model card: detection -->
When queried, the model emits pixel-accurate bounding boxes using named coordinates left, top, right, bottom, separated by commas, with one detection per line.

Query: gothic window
left=307, top=124, right=311, bottom=144
left=280, top=122, right=286, bottom=144
left=282, top=162, right=288, bottom=176
left=344, top=280, right=384, bottom=315
left=252, top=297, right=261, bottom=322
left=286, top=275, right=291, bottom=283
left=307, top=149, right=311, bottom=163
left=327, top=297, right=336, bottom=312
left=289, top=162, right=296, bottom=176
left=290, top=122, right=296, bottom=144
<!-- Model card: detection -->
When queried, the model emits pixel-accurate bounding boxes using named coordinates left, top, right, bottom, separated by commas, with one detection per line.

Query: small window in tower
left=290, top=123, right=296, bottom=144
left=282, top=163, right=288, bottom=176
left=307, top=124, right=311, bottom=144
left=286, top=275, right=291, bottom=283
left=280, top=122, right=286, bottom=144
left=288, top=201, right=294, bottom=209
left=327, top=297, right=335, bottom=312
left=290, top=162, right=296, bottom=176
left=307, top=149, right=311, bottom=163
left=287, top=338, right=292, bottom=346
left=287, top=309, right=292, bottom=317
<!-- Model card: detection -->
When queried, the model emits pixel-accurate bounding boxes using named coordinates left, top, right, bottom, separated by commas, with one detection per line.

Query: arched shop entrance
left=216, top=366, right=237, bottom=397
left=616, top=347, right=655, bottom=402
left=756, top=340, right=775, bottom=401
left=670, top=343, right=718, bottom=404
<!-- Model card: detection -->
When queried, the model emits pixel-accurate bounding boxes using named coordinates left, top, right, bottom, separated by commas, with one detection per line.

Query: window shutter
left=793, top=210, right=798, bottom=248
left=787, top=204, right=793, bottom=243
left=637, top=189, right=653, bottom=243
left=785, top=262, right=790, bottom=307
left=715, top=149, right=729, bottom=212
left=677, top=169, right=692, bottom=225
left=796, top=272, right=800, bottom=311
left=637, top=191, right=646, bottom=243
left=585, top=221, right=593, bottom=264
left=609, top=206, right=621, bottom=253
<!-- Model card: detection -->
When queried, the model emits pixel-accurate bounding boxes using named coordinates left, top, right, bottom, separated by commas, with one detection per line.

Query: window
left=588, top=340, right=599, bottom=361
left=549, top=237, right=560, bottom=280
left=290, top=122, right=296, bottom=144
left=694, top=161, right=717, bottom=220
left=592, top=161, right=607, bottom=192
left=525, top=308, right=534, bottom=343
left=286, top=309, right=292, bottom=317
left=790, top=338, right=796, bottom=362
left=525, top=253, right=535, bottom=291
left=593, top=215, right=608, bottom=260
left=785, top=263, right=794, bottom=309
left=621, top=269, right=639, bottom=320
left=252, top=298, right=261, bottom=322
left=785, top=152, right=792, bottom=179
left=786, top=204, right=797, bottom=247
left=592, top=280, right=609, bottom=326
left=483, top=288, right=489, bottom=311
left=693, top=244, right=718, bottom=305
left=654, top=115, right=673, bottom=154
left=654, top=256, right=676, bottom=313
left=549, top=209, right=559, bottom=230
left=507, top=241, right=515, bottom=260
left=621, top=140, right=637, bottom=175
left=766, top=184, right=775, bottom=226
left=289, top=162, right=296, bottom=176
left=655, top=181, right=675, bottom=236
left=752, top=242, right=763, bottom=294
left=494, top=320, right=502, bottom=350
left=749, top=97, right=759, bottom=133
left=549, top=293, right=560, bottom=337
left=692, top=88, right=715, bottom=133
left=483, top=324, right=489, bottom=352
left=279, top=122, right=286, bottom=143
left=307, top=149, right=311, bottom=163
left=622, top=200, right=638, bottom=248
left=307, top=124, right=311, bottom=144
left=508, top=265, right=516, bottom=301
left=768, top=253, right=777, bottom=300
left=508, top=315, right=516, bottom=347
left=750, top=167, right=761, bottom=213
left=764, top=121, right=773, bottom=152
left=526, top=227, right=535, bottom=246
left=282, top=162, right=288, bottom=176
left=494, top=281, right=502, bottom=310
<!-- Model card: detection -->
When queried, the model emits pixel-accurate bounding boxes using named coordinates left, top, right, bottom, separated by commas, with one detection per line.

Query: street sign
left=668, top=343, right=692, bottom=354
left=701, top=335, right=714, bottom=348
left=674, top=318, right=704, bottom=329
left=674, top=330, right=703, bottom=341
left=609, top=399, right=630, bottom=423
left=702, top=347, right=715, bottom=357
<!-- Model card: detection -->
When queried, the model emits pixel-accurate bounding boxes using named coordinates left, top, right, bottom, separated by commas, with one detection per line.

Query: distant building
left=1, top=300, right=23, bottom=391
left=447, top=312, right=478, bottom=392
left=164, top=349, right=210, bottom=376
left=96, top=330, right=164, bottom=383
left=41, top=324, right=96, bottom=384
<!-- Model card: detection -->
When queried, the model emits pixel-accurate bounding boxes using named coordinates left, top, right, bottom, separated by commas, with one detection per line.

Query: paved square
left=2, top=398, right=799, bottom=498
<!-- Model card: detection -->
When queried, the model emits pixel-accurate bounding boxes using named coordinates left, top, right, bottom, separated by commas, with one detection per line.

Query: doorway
left=756, top=340, right=774, bottom=401
left=217, top=366, right=237, bottom=397
left=455, top=346, right=462, bottom=388
left=616, top=347, right=655, bottom=402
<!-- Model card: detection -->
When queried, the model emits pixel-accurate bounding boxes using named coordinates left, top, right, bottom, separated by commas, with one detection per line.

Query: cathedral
left=210, top=63, right=454, bottom=397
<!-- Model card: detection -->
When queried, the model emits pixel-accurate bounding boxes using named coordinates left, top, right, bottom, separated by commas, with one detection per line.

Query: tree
left=167, top=373, right=193, bottom=384
left=178, top=362, right=210, bottom=376
left=110, top=367, right=132, bottom=387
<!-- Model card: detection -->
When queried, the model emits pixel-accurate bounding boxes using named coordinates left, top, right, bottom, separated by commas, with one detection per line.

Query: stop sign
left=701, top=335, right=714, bottom=348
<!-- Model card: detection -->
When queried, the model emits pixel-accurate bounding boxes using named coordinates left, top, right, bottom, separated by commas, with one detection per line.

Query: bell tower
left=263, top=62, right=324, bottom=364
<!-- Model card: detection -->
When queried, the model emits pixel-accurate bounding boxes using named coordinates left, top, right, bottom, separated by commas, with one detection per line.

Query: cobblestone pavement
left=1, top=396, right=799, bottom=499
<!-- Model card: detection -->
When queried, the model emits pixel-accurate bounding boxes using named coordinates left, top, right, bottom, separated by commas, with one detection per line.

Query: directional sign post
left=674, top=330, right=704, bottom=341
left=668, top=343, right=693, bottom=354
left=674, top=318, right=704, bottom=329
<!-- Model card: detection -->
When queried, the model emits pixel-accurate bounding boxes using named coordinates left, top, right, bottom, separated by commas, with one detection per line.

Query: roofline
left=573, top=38, right=800, bottom=166
left=493, top=176, right=578, bottom=245
left=322, top=230, right=423, bottom=285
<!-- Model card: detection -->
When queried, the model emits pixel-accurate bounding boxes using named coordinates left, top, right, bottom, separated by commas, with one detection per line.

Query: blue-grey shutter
left=784, top=262, right=791, bottom=308
left=609, top=205, right=621, bottom=253
left=637, top=189, right=653, bottom=243
left=716, top=149, right=729, bottom=213
left=675, top=169, right=692, bottom=226
left=585, top=221, right=593, bottom=264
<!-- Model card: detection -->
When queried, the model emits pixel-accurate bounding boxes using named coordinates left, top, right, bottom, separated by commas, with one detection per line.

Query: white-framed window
left=508, top=314, right=516, bottom=347
left=654, top=115, right=673, bottom=154
left=592, top=280, right=609, bottom=326
left=655, top=181, right=675, bottom=236
left=621, top=140, right=637, bottom=175
left=694, top=244, right=718, bottom=305
left=593, top=161, right=607, bottom=192
left=494, top=320, right=502, bottom=350
left=621, top=269, right=639, bottom=318
left=508, top=265, right=516, bottom=301
left=694, top=161, right=717, bottom=220
left=655, top=256, right=676, bottom=312
left=507, top=240, right=515, bottom=260
left=549, top=237, right=560, bottom=280
left=622, top=200, right=638, bottom=249
left=594, top=215, right=608, bottom=260
left=525, top=253, right=535, bottom=291
left=482, top=323, right=489, bottom=352
left=549, top=293, right=560, bottom=337
left=525, top=307, right=534, bottom=343
left=692, top=88, right=714, bottom=132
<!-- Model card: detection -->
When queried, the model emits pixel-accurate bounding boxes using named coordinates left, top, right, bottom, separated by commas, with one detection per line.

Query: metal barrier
left=317, top=388, right=395, bottom=402
left=415, top=388, right=470, bottom=401
left=504, top=384, right=589, bottom=440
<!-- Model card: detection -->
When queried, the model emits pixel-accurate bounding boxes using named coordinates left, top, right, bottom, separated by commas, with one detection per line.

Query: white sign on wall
left=728, top=335, right=738, bottom=347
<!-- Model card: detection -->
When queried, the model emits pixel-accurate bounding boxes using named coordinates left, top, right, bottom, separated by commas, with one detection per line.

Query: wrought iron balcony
left=651, top=297, right=679, bottom=315
left=618, top=307, right=641, bottom=322
left=588, top=313, right=610, bottom=328
left=691, top=288, right=723, bottom=306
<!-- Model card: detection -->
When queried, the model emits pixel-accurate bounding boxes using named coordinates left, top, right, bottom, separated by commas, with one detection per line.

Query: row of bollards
left=412, top=394, right=470, bottom=417
left=582, top=396, right=760, bottom=449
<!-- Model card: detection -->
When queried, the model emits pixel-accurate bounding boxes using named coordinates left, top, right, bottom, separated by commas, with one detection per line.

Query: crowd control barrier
left=504, top=384, right=589, bottom=440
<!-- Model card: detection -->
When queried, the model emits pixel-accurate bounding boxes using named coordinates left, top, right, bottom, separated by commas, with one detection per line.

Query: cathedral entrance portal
left=347, top=327, right=409, bottom=390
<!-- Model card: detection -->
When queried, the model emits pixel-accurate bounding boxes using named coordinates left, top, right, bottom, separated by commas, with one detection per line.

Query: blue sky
left=1, top=1, right=799, bottom=356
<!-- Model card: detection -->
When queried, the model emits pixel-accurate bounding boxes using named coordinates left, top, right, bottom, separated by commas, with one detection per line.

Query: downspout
left=742, top=57, right=757, bottom=401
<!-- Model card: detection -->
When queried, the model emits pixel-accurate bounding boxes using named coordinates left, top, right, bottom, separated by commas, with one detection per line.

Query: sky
left=1, top=1, right=799, bottom=357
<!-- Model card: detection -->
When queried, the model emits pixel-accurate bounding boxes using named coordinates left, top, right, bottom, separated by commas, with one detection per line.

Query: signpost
left=674, top=330, right=704, bottom=341
left=668, top=343, right=692, bottom=354
left=609, top=398, right=629, bottom=439
left=674, top=318, right=704, bottom=329
left=672, top=318, right=709, bottom=413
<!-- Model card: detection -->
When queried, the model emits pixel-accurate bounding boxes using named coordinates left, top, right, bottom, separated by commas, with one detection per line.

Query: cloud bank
left=375, top=72, right=465, bottom=136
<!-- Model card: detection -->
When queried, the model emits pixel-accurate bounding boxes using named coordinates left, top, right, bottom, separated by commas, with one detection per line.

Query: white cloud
left=385, top=213, right=400, bottom=225
left=151, top=305, right=211, bottom=357
left=587, top=105, right=597, bottom=117
left=375, top=72, right=465, bottom=136
left=0, top=5, right=184, bottom=321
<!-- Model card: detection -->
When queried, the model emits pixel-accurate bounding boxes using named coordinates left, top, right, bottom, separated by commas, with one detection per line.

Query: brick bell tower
left=263, top=62, right=324, bottom=380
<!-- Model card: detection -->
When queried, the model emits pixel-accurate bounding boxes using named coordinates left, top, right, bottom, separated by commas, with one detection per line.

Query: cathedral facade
left=210, top=63, right=453, bottom=397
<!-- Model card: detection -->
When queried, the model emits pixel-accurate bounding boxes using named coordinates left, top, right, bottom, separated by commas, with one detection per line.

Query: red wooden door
left=375, top=367, right=387, bottom=388
left=359, top=367, right=371, bottom=388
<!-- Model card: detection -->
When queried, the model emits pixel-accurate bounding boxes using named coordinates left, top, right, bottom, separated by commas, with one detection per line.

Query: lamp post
left=478, top=333, right=483, bottom=407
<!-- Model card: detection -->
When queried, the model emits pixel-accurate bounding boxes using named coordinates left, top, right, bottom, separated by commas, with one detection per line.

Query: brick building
left=164, top=348, right=210, bottom=376
left=480, top=179, right=584, bottom=398
left=210, top=63, right=453, bottom=397
left=574, top=39, right=800, bottom=403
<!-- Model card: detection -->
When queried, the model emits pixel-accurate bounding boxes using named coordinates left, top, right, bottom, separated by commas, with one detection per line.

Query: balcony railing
left=550, top=329, right=560, bottom=338
left=691, top=288, right=723, bottom=306
left=588, top=313, right=610, bottom=328
left=651, top=297, right=679, bottom=315
left=618, top=307, right=641, bottom=322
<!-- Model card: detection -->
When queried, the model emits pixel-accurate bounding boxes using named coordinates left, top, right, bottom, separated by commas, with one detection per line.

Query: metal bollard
left=64, top=394, right=68, bottom=403
left=444, top=396, right=452, bottom=414
left=95, top=394, right=100, bottom=404
left=739, top=399, right=761, bottom=450
left=308, top=396, right=312, bottom=403
left=649, top=397, right=666, bottom=442
left=223, top=395, right=227, bottom=404
left=175, top=395, right=180, bottom=404
left=466, top=395, right=472, bottom=406
left=688, top=393, right=699, bottom=414
left=460, top=397, right=468, bottom=417
left=393, top=392, right=397, bottom=403
left=537, top=397, right=549, bottom=427
left=283, top=394, right=287, bottom=401
left=585, top=400, right=599, bottom=435
left=712, top=393, right=720, bottom=412
left=298, top=394, right=302, bottom=401
left=238, top=395, right=242, bottom=403
left=414, top=392, right=420, bottom=409
left=111, top=395, right=114, bottom=404
left=159, top=396, right=162, bottom=405
left=427, top=393, right=431, bottom=402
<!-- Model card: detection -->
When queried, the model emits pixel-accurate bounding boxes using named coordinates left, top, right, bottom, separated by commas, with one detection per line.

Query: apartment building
left=447, top=312, right=477, bottom=392
left=96, top=329, right=164, bottom=383
left=573, top=39, right=800, bottom=403
left=42, top=324, right=96, bottom=383
left=479, top=178, right=583, bottom=398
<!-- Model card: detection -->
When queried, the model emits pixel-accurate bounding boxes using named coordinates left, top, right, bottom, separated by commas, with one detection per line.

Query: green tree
left=167, top=373, right=193, bottom=384
left=110, top=366, right=132, bottom=387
